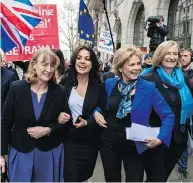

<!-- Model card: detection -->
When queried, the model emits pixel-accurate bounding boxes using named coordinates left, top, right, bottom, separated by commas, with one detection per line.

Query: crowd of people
left=0, top=40, right=193, bottom=182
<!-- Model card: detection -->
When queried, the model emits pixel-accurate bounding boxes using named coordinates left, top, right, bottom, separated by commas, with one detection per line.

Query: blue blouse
left=31, top=90, right=47, bottom=120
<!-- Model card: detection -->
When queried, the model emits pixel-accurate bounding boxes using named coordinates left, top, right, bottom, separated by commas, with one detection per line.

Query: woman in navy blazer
left=0, top=49, right=70, bottom=182
left=94, top=46, right=174, bottom=182
left=58, top=45, right=107, bottom=182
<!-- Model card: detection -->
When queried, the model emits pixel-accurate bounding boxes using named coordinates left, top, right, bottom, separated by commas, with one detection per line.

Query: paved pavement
left=89, top=153, right=193, bottom=182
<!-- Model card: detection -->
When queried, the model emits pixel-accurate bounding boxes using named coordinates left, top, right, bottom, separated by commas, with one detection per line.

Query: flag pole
left=102, top=0, right=115, bottom=51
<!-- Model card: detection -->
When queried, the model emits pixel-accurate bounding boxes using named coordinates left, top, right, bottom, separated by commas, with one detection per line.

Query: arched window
left=133, top=4, right=145, bottom=46
left=167, top=0, right=193, bottom=48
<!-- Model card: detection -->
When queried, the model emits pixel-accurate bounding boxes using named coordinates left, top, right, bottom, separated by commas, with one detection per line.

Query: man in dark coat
left=181, top=48, right=193, bottom=89
left=177, top=48, right=193, bottom=182
left=1, top=55, right=19, bottom=80
left=1, top=66, right=18, bottom=113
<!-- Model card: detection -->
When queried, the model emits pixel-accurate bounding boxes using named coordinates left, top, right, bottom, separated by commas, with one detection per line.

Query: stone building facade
left=87, top=0, right=193, bottom=55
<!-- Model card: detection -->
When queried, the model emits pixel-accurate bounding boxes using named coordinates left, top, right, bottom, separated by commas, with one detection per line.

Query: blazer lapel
left=38, top=81, right=57, bottom=121
left=66, top=85, right=73, bottom=100
left=21, top=81, right=37, bottom=122
left=82, top=80, right=96, bottom=116
left=154, top=78, right=174, bottom=106
left=1, top=67, right=5, bottom=85
left=131, top=77, right=146, bottom=111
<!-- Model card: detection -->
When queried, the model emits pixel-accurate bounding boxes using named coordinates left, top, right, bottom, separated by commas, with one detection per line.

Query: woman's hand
left=27, top=126, right=51, bottom=139
left=58, top=112, right=71, bottom=124
left=144, top=137, right=162, bottom=148
left=94, top=111, right=107, bottom=128
left=0, top=156, right=6, bottom=173
left=73, top=117, right=88, bottom=128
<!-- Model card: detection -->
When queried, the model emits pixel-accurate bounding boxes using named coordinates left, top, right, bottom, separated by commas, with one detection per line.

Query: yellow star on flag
left=86, top=34, right=90, bottom=38
left=92, top=34, right=95, bottom=38
left=80, top=11, right=82, bottom=16
left=81, top=30, right=84, bottom=34
left=83, top=9, right=87, bottom=13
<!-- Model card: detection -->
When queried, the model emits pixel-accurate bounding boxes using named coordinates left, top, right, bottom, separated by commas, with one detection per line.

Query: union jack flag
left=0, top=0, right=41, bottom=53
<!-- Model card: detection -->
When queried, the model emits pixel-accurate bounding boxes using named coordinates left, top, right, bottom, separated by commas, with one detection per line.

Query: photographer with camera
left=144, top=15, right=168, bottom=53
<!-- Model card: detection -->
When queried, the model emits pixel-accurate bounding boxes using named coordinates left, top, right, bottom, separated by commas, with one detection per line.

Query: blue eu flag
left=78, top=0, right=95, bottom=43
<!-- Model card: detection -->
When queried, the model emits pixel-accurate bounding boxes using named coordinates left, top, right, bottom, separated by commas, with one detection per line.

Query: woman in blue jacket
left=94, top=46, right=174, bottom=182
left=141, top=41, right=193, bottom=181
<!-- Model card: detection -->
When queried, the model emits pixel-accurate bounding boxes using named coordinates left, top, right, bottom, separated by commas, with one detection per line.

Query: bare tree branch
left=57, top=2, right=79, bottom=52
left=60, top=39, right=69, bottom=47
left=31, top=0, right=78, bottom=53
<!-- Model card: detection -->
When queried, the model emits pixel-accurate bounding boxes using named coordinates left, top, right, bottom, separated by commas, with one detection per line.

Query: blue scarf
left=141, top=66, right=193, bottom=130
left=116, top=79, right=137, bottom=119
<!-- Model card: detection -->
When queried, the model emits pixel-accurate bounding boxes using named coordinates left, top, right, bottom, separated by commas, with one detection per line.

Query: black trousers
left=164, top=138, right=187, bottom=181
left=100, top=141, right=144, bottom=182
left=144, top=145, right=167, bottom=182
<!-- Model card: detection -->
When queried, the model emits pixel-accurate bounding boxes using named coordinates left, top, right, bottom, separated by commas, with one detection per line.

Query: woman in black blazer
left=141, top=41, right=193, bottom=181
left=58, top=45, right=107, bottom=182
left=0, top=48, right=70, bottom=182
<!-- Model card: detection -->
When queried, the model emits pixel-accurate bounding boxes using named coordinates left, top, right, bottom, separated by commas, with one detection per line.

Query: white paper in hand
left=126, top=123, right=160, bottom=142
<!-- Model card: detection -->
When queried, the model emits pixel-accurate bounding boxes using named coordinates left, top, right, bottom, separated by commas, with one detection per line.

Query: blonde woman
left=0, top=48, right=71, bottom=182
left=94, top=46, right=174, bottom=182
left=141, top=40, right=193, bottom=181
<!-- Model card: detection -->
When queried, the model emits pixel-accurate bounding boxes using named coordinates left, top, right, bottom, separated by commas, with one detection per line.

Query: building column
left=93, top=9, right=100, bottom=47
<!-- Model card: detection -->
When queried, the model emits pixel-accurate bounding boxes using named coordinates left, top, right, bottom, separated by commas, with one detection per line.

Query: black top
left=1, top=80, right=71, bottom=155
left=107, top=83, right=132, bottom=132
left=101, top=83, right=136, bottom=151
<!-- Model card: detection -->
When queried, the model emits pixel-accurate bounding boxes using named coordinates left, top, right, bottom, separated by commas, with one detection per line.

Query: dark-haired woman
left=58, top=45, right=107, bottom=182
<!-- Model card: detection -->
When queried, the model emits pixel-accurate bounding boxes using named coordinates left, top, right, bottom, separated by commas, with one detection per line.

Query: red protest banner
left=5, top=4, right=59, bottom=61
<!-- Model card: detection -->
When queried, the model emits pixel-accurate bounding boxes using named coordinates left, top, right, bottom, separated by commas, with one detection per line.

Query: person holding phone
left=58, top=45, right=107, bottom=182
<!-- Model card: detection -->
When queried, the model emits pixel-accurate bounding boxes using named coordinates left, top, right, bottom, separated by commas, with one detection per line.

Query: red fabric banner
left=5, top=4, right=59, bottom=61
